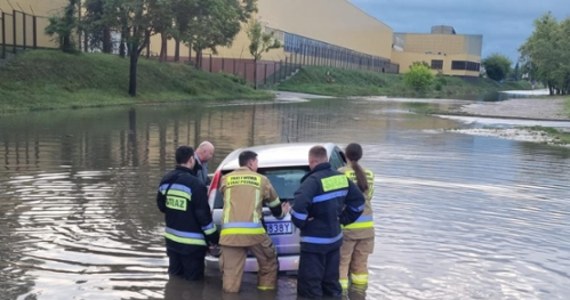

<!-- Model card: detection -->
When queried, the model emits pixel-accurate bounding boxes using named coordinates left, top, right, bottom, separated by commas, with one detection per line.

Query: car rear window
left=213, top=167, right=309, bottom=209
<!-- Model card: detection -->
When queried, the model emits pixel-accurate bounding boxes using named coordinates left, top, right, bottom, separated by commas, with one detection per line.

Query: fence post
left=221, top=58, right=225, bottom=73
left=13, top=10, right=17, bottom=53
left=264, top=63, right=268, bottom=86
left=233, top=59, right=237, bottom=75
left=1, top=12, right=6, bottom=59
left=32, top=15, right=37, bottom=49
left=273, top=62, right=277, bottom=85
left=22, top=12, right=26, bottom=50
left=209, top=54, right=213, bottom=73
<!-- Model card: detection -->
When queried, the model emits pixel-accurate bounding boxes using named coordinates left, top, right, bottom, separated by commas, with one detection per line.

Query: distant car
left=206, top=143, right=347, bottom=272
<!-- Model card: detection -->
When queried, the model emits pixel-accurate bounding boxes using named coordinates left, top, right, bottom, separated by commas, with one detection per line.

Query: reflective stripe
left=291, top=209, right=308, bottom=221
left=349, top=204, right=365, bottom=212
left=166, top=189, right=191, bottom=200
left=312, top=190, right=348, bottom=203
left=221, top=222, right=265, bottom=235
left=253, top=189, right=260, bottom=221
left=223, top=189, right=231, bottom=223
left=321, top=175, right=349, bottom=192
left=165, top=227, right=205, bottom=239
left=164, top=227, right=206, bottom=246
left=221, top=227, right=266, bottom=235
left=257, top=286, right=275, bottom=291
left=201, top=222, right=217, bottom=235
left=339, top=279, right=349, bottom=290
left=267, top=198, right=281, bottom=208
left=300, top=233, right=343, bottom=244
left=350, top=273, right=368, bottom=285
left=159, top=183, right=192, bottom=196
left=343, top=215, right=374, bottom=230
left=343, top=221, right=374, bottom=230
left=164, top=233, right=207, bottom=246
left=223, top=222, right=263, bottom=228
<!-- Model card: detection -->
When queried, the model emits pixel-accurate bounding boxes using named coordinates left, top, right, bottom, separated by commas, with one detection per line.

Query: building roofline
left=346, top=0, right=393, bottom=31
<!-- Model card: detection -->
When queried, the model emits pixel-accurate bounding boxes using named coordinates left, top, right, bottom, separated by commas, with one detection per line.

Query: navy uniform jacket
left=156, top=166, right=219, bottom=254
left=291, top=162, right=365, bottom=253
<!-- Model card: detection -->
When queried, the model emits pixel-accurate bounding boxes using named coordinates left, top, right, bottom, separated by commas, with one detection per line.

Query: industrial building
left=392, top=25, right=483, bottom=77
left=2, top=1, right=483, bottom=77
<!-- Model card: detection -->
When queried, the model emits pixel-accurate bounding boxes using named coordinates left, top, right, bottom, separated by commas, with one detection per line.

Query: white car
left=206, top=143, right=347, bottom=272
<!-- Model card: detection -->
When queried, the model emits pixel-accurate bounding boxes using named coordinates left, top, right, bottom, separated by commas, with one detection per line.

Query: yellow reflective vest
left=338, top=164, right=375, bottom=239
left=219, top=167, right=282, bottom=247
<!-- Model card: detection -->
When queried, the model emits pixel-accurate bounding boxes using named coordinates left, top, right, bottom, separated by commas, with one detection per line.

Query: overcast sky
left=351, top=0, right=570, bottom=63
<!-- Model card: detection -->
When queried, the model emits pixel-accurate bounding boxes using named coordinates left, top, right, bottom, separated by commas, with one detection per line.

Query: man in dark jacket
left=291, top=145, right=365, bottom=298
left=156, top=146, right=219, bottom=280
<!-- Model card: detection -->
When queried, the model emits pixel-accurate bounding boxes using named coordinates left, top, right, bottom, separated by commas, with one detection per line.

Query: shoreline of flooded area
left=1, top=98, right=569, bottom=299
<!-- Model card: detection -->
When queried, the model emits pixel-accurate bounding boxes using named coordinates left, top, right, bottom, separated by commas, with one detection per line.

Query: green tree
left=482, top=53, right=512, bottom=81
left=45, top=0, right=80, bottom=53
left=82, top=0, right=113, bottom=53
left=189, top=0, right=256, bottom=68
left=519, top=13, right=566, bottom=95
left=102, top=0, right=154, bottom=96
left=404, top=62, right=434, bottom=94
left=247, top=19, right=281, bottom=89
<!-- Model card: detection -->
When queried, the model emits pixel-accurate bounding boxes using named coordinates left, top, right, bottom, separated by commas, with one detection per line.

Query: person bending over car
left=218, top=150, right=290, bottom=293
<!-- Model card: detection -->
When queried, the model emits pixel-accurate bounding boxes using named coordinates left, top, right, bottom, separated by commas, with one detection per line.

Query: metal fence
left=0, top=9, right=56, bottom=59
left=187, top=29, right=399, bottom=88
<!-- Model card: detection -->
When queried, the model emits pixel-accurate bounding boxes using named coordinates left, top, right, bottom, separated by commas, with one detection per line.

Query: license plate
left=266, top=221, right=293, bottom=235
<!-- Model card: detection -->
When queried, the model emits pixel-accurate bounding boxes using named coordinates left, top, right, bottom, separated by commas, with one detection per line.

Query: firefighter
left=291, top=145, right=365, bottom=298
left=156, top=146, right=219, bottom=281
left=219, top=150, right=290, bottom=293
left=338, top=143, right=375, bottom=290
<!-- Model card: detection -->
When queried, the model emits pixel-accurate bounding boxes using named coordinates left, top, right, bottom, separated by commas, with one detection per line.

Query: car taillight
left=208, top=170, right=221, bottom=197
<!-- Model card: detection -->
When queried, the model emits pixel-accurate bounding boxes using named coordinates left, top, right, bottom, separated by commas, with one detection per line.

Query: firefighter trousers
left=297, top=247, right=342, bottom=298
left=220, top=235, right=278, bottom=293
left=339, top=236, right=374, bottom=288
left=167, top=248, right=207, bottom=281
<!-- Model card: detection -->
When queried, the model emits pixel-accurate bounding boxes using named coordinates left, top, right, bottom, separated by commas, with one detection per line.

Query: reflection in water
left=1, top=99, right=569, bottom=299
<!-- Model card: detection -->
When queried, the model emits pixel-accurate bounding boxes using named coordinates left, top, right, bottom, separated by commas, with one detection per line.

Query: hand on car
left=281, top=202, right=291, bottom=214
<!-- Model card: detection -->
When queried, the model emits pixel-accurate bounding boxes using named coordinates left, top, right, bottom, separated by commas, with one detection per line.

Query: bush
left=404, top=62, right=434, bottom=93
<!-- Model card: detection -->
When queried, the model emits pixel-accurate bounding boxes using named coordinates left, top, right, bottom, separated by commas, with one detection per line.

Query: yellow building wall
left=0, top=0, right=66, bottom=16
left=392, top=33, right=482, bottom=77
left=392, top=51, right=481, bottom=77
left=150, top=0, right=393, bottom=62
left=1, top=0, right=67, bottom=49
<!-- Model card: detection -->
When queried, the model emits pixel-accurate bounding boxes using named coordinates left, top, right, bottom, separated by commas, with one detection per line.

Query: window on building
left=452, top=60, right=480, bottom=71
left=431, top=60, right=443, bottom=70
left=451, top=61, right=466, bottom=70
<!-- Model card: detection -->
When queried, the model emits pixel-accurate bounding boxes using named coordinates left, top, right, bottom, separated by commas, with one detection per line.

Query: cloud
left=351, top=0, right=570, bottom=61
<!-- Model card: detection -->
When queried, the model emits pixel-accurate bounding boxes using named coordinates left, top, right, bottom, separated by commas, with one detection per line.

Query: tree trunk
left=119, top=27, right=127, bottom=58
left=129, top=45, right=139, bottom=97
left=102, top=26, right=112, bottom=53
left=195, top=49, right=203, bottom=69
left=159, top=33, right=168, bottom=62
left=174, top=39, right=180, bottom=62
left=253, top=58, right=258, bottom=89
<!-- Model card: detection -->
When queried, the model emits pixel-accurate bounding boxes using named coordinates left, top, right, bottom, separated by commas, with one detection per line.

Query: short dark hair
left=239, top=150, right=257, bottom=166
left=309, top=145, right=327, bottom=161
left=176, top=146, right=194, bottom=164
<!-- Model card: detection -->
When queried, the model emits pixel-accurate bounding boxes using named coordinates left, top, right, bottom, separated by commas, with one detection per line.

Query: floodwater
left=1, top=98, right=569, bottom=300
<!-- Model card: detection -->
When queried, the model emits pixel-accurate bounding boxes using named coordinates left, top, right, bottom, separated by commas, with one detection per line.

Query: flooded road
left=1, top=99, right=569, bottom=299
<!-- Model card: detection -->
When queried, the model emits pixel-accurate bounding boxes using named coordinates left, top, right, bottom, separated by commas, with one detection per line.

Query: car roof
left=218, top=143, right=339, bottom=170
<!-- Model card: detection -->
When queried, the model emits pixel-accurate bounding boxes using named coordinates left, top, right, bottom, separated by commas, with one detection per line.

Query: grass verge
left=277, top=66, right=531, bottom=99
left=0, top=50, right=269, bottom=113
left=527, top=126, right=570, bottom=145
